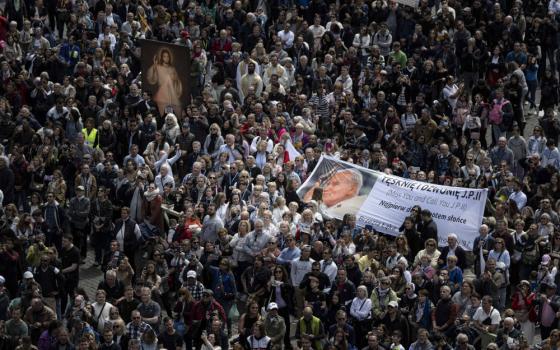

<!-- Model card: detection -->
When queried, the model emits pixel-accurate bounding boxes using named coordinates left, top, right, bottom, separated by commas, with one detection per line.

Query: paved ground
left=77, top=248, right=106, bottom=298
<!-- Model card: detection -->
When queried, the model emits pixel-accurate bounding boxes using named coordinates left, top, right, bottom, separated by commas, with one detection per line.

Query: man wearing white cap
left=20, top=271, right=36, bottom=295
left=181, top=270, right=205, bottom=301
left=264, top=302, right=286, bottom=350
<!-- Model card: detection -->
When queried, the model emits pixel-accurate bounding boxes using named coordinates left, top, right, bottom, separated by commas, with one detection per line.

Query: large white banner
left=298, top=156, right=487, bottom=250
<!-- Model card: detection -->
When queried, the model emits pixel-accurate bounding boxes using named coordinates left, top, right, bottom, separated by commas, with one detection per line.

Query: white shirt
left=443, top=84, right=459, bottom=109
left=509, top=190, right=527, bottom=209
left=320, top=259, right=338, bottom=283
left=350, top=297, right=372, bottom=320
left=277, top=30, right=295, bottom=49
left=473, top=306, right=501, bottom=325
left=290, top=258, right=314, bottom=286
left=98, top=32, right=117, bottom=51
left=92, top=301, right=114, bottom=331
left=550, top=0, right=560, bottom=14
left=542, top=147, right=560, bottom=169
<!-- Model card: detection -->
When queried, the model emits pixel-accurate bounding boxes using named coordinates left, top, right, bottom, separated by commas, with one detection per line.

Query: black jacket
left=421, top=219, right=438, bottom=242
left=438, top=245, right=468, bottom=270
left=0, top=166, right=14, bottom=206
left=268, top=282, right=295, bottom=314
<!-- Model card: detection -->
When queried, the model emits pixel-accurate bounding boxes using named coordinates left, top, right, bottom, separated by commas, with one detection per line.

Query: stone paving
left=76, top=249, right=107, bottom=299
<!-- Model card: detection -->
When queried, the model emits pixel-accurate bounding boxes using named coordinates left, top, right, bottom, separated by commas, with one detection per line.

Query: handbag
left=229, top=303, right=240, bottom=321
left=528, top=305, right=538, bottom=322
left=174, top=319, right=187, bottom=337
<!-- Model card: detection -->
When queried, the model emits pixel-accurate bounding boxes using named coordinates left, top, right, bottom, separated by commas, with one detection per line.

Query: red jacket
left=192, top=299, right=227, bottom=323
left=210, top=38, right=233, bottom=63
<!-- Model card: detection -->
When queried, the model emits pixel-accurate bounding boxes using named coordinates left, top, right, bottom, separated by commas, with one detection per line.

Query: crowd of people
left=1, top=0, right=560, bottom=350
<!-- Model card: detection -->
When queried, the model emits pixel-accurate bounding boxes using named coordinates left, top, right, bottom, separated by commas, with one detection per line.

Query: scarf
left=144, top=188, right=160, bottom=202
left=377, top=287, right=389, bottom=298
left=208, top=134, right=218, bottom=154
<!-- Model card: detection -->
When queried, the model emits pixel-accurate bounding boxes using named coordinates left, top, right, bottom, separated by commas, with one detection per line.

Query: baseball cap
left=76, top=185, right=85, bottom=191
left=268, top=302, right=279, bottom=311
left=388, top=301, right=399, bottom=308
left=541, top=254, right=552, bottom=265
left=187, top=270, right=197, bottom=279
left=23, top=271, right=34, bottom=279
left=203, top=289, right=214, bottom=296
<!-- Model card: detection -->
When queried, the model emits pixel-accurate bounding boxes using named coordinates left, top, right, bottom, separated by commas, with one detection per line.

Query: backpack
left=489, top=99, right=509, bottom=125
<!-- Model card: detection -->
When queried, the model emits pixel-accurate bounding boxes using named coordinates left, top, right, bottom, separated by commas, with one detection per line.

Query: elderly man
left=295, top=306, right=326, bottom=350
left=438, top=233, right=467, bottom=270
left=473, top=224, right=495, bottom=277
left=496, top=317, right=521, bottom=349
left=490, top=137, right=515, bottom=169
left=126, top=310, right=153, bottom=340
left=242, top=219, right=271, bottom=258
left=23, top=298, right=56, bottom=343
left=97, top=270, right=124, bottom=304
